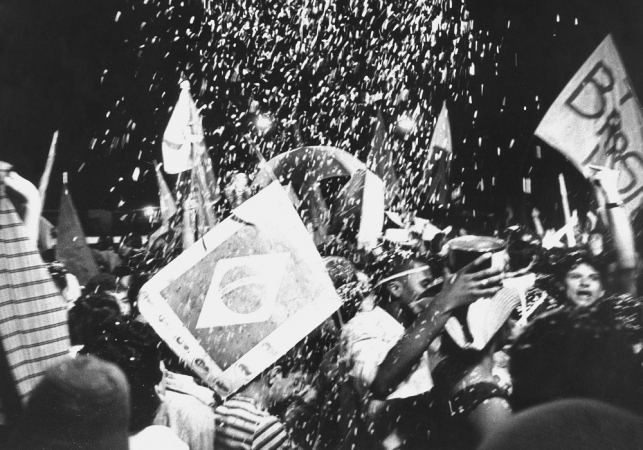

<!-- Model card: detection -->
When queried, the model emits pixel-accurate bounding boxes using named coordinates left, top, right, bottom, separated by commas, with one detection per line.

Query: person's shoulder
left=129, top=425, right=188, bottom=450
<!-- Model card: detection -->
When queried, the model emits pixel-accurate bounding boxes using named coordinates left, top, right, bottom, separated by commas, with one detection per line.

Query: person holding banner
left=339, top=248, right=503, bottom=448
left=554, top=165, right=637, bottom=308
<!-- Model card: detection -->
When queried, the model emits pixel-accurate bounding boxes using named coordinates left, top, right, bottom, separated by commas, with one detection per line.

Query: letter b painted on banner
left=566, top=61, right=615, bottom=119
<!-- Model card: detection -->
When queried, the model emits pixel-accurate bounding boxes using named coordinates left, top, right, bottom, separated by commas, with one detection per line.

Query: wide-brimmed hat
left=10, top=355, right=131, bottom=450
left=445, top=286, right=521, bottom=351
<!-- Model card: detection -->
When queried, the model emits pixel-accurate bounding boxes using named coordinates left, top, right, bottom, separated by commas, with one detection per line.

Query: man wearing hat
left=339, top=247, right=504, bottom=447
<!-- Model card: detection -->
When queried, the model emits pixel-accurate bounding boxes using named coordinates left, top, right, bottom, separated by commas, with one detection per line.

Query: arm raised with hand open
left=4, top=170, right=41, bottom=246
left=371, top=253, right=504, bottom=399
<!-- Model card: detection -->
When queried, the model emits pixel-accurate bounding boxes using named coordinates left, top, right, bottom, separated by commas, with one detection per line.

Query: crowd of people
left=1, top=159, right=643, bottom=450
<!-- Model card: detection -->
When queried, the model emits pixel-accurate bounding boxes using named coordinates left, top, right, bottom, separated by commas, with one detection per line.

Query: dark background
left=1, top=0, right=642, bottom=235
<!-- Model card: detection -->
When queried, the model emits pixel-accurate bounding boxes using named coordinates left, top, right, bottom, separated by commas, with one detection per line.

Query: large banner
left=535, top=35, right=643, bottom=216
left=138, top=182, right=342, bottom=397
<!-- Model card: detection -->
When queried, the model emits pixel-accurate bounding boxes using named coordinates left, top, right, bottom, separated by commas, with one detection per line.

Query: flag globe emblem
left=196, top=253, right=290, bottom=328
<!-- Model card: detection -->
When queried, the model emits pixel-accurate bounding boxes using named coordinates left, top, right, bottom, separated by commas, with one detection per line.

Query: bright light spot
left=144, top=206, right=156, bottom=218
left=397, top=115, right=415, bottom=133
left=256, top=114, right=272, bottom=130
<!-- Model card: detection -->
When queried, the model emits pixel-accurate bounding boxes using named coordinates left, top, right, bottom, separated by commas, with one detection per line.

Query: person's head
left=323, top=256, right=358, bottom=289
left=509, top=303, right=643, bottom=414
left=80, top=319, right=164, bottom=433
left=96, top=235, right=115, bottom=252
left=385, top=259, right=434, bottom=312
left=563, top=261, right=605, bottom=306
left=505, top=226, right=540, bottom=272
left=85, top=272, right=131, bottom=315
left=224, top=172, right=252, bottom=208
left=10, top=355, right=130, bottom=450
left=478, top=399, right=643, bottom=450
left=551, top=250, right=608, bottom=307
left=68, top=292, right=123, bottom=345
left=118, top=232, right=143, bottom=259
left=371, top=249, right=437, bottom=314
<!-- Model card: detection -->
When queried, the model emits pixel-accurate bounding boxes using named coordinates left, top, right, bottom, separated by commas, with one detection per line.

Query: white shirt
left=129, top=425, right=189, bottom=450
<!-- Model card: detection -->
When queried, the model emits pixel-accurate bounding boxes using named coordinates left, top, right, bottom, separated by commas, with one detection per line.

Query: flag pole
left=38, top=131, right=58, bottom=206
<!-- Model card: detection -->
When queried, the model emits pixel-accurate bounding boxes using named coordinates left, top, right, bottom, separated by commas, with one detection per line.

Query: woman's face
left=564, top=262, right=605, bottom=306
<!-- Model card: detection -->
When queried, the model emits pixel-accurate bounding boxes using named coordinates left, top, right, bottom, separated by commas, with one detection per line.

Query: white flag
left=535, top=35, right=643, bottom=216
left=162, top=81, right=206, bottom=174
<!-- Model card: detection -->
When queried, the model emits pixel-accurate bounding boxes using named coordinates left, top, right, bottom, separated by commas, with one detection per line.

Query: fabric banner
left=163, top=82, right=219, bottom=239
left=139, top=182, right=342, bottom=398
left=162, top=83, right=202, bottom=175
left=423, top=102, right=453, bottom=206
left=56, top=183, right=99, bottom=286
left=535, top=34, right=643, bottom=216
left=0, top=170, right=69, bottom=410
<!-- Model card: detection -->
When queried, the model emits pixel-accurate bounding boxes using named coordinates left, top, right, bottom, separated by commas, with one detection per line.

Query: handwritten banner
left=139, top=182, right=341, bottom=398
left=535, top=35, right=643, bottom=216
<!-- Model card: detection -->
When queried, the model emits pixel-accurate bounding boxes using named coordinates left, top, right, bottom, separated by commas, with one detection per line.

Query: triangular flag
left=162, top=82, right=204, bottom=174
left=423, top=102, right=453, bottom=207
left=55, top=175, right=99, bottom=286
left=535, top=34, right=643, bottom=216
left=155, top=162, right=177, bottom=224
left=0, top=164, right=69, bottom=412
left=367, top=110, right=400, bottom=207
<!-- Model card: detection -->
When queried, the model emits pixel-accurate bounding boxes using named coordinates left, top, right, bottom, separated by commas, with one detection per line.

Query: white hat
left=445, top=286, right=521, bottom=351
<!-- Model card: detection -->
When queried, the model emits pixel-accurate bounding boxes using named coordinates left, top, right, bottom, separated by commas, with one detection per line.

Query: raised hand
left=438, top=253, right=504, bottom=313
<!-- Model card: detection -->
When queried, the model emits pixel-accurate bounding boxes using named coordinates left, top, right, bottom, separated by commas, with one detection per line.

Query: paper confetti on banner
left=535, top=34, right=643, bottom=217
left=139, top=182, right=342, bottom=397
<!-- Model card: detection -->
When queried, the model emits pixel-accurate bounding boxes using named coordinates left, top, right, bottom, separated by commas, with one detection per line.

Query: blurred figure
left=80, top=319, right=214, bottom=450
left=509, top=303, right=643, bottom=414
left=85, top=272, right=131, bottom=315
left=214, top=356, right=305, bottom=450
left=479, top=399, right=643, bottom=450
left=224, top=172, right=252, bottom=209
left=68, top=293, right=122, bottom=346
left=9, top=355, right=131, bottom=450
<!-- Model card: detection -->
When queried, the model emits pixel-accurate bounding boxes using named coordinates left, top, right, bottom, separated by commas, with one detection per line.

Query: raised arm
left=4, top=170, right=42, bottom=246
left=371, top=254, right=504, bottom=399
left=589, top=165, right=637, bottom=296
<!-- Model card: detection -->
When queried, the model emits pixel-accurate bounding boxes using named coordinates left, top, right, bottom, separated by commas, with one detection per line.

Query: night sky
left=1, top=0, right=642, bottom=235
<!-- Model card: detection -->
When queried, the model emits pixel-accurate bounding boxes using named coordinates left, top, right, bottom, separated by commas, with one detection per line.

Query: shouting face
left=564, top=262, right=605, bottom=307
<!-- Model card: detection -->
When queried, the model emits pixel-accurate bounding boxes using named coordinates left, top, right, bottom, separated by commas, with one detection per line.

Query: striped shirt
left=214, top=395, right=292, bottom=450
left=0, top=173, right=70, bottom=422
